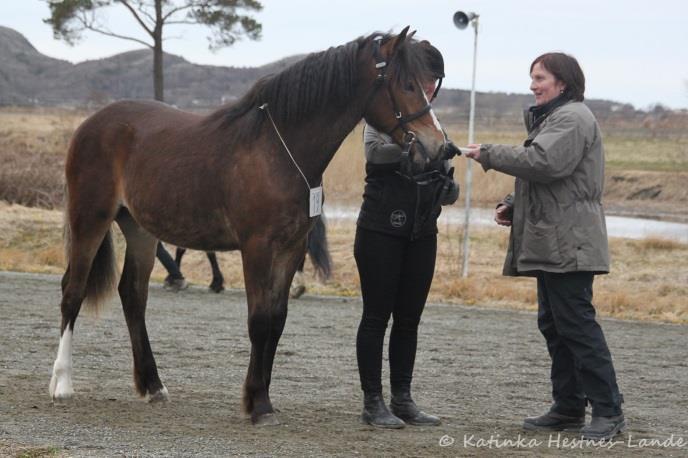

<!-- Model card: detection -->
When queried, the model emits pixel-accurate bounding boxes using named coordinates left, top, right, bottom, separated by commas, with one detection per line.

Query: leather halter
left=368, top=36, right=436, bottom=167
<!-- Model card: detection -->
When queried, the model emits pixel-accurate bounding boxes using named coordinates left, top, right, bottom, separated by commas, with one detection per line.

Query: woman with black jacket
left=355, top=42, right=459, bottom=428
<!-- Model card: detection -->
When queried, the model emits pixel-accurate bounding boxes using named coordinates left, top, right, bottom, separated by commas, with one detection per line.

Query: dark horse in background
left=49, top=27, right=450, bottom=425
left=162, top=213, right=331, bottom=296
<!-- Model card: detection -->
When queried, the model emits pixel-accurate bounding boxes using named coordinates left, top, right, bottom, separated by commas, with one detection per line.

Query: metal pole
left=461, top=18, right=478, bottom=277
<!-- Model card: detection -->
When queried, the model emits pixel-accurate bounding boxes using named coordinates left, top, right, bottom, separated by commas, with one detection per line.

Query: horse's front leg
left=241, top=236, right=305, bottom=426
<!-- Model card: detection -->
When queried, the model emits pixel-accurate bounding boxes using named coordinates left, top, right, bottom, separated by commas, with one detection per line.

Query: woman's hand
left=464, top=144, right=481, bottom=161
left=494, top=204, right=513, bottom=227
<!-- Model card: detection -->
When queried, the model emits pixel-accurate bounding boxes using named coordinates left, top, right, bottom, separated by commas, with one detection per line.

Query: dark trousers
left=354, top=227, right=437, bottom=395
left=537, top=271, right=623, bottom=417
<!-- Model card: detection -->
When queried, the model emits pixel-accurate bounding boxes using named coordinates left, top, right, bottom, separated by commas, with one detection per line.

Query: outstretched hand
left=464, top=144, right=481, bottom=161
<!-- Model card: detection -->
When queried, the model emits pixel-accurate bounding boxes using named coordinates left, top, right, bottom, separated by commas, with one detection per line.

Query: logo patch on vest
left=390, top=210, right=407, bottom=228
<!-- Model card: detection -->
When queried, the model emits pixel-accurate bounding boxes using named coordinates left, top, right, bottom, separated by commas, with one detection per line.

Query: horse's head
left=362, top=27, right=450, bottom=173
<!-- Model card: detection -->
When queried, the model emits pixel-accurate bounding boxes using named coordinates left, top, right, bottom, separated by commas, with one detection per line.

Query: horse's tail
left=63, top=195, right=118, bottom=315
left=307, top=214, right=332, bottom=281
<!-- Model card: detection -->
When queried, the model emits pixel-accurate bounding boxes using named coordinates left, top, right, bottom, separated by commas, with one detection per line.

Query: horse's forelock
left=357, top=31, right=432, bottom=86
left=389, top=38, right=429, bottom=86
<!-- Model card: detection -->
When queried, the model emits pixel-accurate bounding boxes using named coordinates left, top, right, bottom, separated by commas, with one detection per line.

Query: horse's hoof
left=148, top=386, right=169, bottom=403
left=51, top=392, right=74, bottom=403
left=49, top=374, right=74, bottom=402
left=164, top=278, right=188, bottom=292
left=253, top=412, right=280, bottom=426
left=289, top=285, right=306, bottom=299
left=209, top=283, right=225, bottom=293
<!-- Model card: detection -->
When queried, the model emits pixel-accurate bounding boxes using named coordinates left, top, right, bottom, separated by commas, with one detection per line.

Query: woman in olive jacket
left=465, top=52, right=624, bottom=441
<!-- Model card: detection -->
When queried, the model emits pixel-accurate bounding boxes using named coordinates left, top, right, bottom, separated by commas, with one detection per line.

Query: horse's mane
left=205, top=32, right=431, bottom=140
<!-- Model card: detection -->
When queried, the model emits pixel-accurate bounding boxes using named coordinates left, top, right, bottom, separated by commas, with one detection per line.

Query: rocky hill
left=0, top=26, right=305, bottom=108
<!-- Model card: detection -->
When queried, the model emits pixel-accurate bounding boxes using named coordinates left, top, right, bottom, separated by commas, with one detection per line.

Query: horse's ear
left=390, top=26, right=411, bottom=55
left=408, top=30, right=417, bottom=41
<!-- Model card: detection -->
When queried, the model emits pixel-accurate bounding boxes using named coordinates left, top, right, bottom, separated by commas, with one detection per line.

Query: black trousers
left=354, top=227, right=437, bottom=395
left=537, top=271, right=623, bottom=417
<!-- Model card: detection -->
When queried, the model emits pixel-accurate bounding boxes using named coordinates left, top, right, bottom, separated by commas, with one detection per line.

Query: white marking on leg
left=49, top=328, right=74, bottom=400
left=148, top=385, right=169, bottom=403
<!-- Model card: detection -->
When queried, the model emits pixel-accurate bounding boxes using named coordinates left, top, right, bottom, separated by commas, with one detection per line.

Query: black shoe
left=390, top=392, right=441, bottom=426
left=523, top=411, right=585, bottom=431
left=581, top=414, right=626, bottom=440
left=360, top=393, right=405, bottom=429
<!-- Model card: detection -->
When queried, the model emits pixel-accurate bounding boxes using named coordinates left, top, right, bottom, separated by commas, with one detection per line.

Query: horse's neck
left=287, top=102, right=365, bottom=184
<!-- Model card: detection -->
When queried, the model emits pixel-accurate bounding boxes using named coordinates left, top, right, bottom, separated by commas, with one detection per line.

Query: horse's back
left=74, top=100, right=199, bottom=137
left=67, top=100, right=206, bottom=171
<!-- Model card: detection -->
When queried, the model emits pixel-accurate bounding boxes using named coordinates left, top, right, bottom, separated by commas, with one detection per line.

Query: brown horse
left=48, top=27, right=450, bottom=425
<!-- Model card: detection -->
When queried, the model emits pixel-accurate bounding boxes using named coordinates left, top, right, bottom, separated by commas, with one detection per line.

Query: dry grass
left=2, top=202, right=686, bottom=324
left=1, top=107, right=686, bottom=209
left=1, top=107, right=687, bottom=324
left=634, top=236, right=686, bottom=251
left=603, top=134, right=688, bottom=172
left=0, top=440, right=63, bottom=458
left=0, top=108, right=84, bottom=208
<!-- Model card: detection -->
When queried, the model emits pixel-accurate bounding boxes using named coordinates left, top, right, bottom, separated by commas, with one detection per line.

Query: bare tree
left=45, top=0, right=262, bottom=102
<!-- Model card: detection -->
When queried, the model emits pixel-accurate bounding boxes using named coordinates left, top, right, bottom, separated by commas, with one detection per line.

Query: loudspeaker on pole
left=453, top=11, right=478, bottom=30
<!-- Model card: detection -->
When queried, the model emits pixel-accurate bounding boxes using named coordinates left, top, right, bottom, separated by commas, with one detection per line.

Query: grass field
left=1, top=107, right=687, bottom=323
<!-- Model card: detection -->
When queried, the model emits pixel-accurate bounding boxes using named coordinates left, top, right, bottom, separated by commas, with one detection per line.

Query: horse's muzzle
left=441, top=141, right=461, bottom=160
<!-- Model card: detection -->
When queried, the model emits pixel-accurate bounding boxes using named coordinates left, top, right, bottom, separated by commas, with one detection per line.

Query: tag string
left=259, top=103, right=316, bottom=191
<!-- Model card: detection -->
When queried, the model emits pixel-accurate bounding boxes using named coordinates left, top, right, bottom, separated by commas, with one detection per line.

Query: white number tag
left=309, top=186, right=323, bottom=217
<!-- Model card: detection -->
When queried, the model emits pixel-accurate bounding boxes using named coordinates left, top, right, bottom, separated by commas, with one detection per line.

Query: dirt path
left=1, top=271, right=686, bottom=457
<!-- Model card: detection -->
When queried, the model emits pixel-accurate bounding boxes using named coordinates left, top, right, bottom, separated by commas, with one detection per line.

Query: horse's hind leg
left=206, top=252, right=225, bottom=293
left=242, top=237, right=306, bottom=425
left=50, top=206, right=118, bottom=401
left=116, top=209, right=168, bottom=402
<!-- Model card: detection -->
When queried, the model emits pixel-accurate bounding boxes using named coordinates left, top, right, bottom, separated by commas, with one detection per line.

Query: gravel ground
left=0, top=271, right=686, bottom=457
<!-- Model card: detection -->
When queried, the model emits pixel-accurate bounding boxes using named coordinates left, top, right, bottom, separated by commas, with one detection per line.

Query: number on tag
left=309, top=186, right=322, bottom=217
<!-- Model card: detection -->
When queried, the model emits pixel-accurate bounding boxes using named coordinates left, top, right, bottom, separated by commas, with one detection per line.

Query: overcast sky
left=2, top=0, right=687, bottom=109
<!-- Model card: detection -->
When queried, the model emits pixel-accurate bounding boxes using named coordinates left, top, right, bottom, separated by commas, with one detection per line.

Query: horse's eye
left=405, top=82, right=415, bottom=92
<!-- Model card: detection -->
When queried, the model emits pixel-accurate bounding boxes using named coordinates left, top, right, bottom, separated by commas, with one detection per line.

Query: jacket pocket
left=572, top=225, right=608, bottom=269
left=520, top=220, right=562, bottom=266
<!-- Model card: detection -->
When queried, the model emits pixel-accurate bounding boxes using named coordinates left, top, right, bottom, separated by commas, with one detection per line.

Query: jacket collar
left=524, top=94, right=572, bottom=133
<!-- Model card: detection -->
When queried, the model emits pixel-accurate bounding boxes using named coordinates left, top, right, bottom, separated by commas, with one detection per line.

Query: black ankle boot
left=523, top=410, right=585, bottom=431
left=581, top=414, right=626, bottom=440
left=390, top=391, right=441, bottom=426
left=361, top=393, right=405, bottom=429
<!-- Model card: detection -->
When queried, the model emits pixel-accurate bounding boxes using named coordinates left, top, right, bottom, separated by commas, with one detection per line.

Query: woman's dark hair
left=530, top=52, right=585, bottom=101
left=419, top=40, right=445, bottom=79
